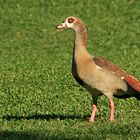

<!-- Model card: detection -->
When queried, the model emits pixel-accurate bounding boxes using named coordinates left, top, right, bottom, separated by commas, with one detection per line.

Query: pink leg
left=89, top=104, right=97, bottom=123
left=110, top=99, right=114, bottom=121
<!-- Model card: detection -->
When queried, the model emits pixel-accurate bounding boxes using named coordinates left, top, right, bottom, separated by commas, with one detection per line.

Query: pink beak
left=57, top=22, right=67, bottom=29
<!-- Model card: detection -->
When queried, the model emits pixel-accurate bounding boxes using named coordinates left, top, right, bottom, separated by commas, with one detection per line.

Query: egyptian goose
left=57, top=16, right=140, bottom=123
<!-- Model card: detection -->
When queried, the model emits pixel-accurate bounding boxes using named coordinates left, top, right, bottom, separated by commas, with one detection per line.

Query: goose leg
left=89, top=103, right=97, bottom=123
left=110, top=98, right=114, bottom=121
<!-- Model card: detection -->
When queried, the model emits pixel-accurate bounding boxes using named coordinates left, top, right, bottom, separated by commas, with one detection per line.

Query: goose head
left=57, top=16, right=86, bottom=32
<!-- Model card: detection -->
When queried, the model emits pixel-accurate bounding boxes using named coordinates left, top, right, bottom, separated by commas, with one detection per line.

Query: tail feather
left=124, top=75, right=140, bottom=101
left=125, top=75, right=140, bottom=92
left=135, top=95, right=140, bottom=100
left=133, top=87, right=140, bottom=101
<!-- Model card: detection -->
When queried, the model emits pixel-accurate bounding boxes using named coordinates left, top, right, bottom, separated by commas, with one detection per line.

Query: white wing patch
left=96, top=65, right=102, bottom=70
left=121, top=76, right=124, bottom=79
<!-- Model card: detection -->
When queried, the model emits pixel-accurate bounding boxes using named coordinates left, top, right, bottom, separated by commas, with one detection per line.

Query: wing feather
left=93, top=57, right=140, bottom=92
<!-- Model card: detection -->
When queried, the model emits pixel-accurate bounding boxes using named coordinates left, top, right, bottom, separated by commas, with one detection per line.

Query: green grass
left=0, top=0, right=140, bottom=139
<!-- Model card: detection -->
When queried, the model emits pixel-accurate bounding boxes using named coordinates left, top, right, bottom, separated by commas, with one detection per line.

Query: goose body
left=57, top=16, right=140, bottom=123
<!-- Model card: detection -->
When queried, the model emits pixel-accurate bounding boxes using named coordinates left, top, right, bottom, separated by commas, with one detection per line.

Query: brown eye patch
left=68, top=18, right=75, bottom=23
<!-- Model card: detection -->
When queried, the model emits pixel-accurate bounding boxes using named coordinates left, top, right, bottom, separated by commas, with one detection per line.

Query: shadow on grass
left=0, top=122, right=140, bottom=140
left=2, top=114, right=140, bottom=139
left=2, top=113, right=90, bottom=121
left=0, top=131, right=47, bottom=140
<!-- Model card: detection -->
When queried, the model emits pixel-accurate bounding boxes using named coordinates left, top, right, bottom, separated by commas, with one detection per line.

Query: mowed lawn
left=0, top=0, right=140, bottom=139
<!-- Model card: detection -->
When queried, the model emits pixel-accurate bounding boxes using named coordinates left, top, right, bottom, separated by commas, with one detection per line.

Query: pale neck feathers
left=74, top=20, right=92, bottom=60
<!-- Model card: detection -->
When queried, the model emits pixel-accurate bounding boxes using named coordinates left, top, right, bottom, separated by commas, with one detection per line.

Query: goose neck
left=75, top=29, right=87, bottom=47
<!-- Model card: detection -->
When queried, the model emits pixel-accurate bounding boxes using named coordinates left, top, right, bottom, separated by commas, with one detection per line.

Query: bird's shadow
left=2, top=113, right=90, bottom=121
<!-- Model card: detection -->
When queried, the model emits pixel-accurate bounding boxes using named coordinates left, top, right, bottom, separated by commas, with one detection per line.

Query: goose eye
left=68, top=18, right=75, bottom=23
